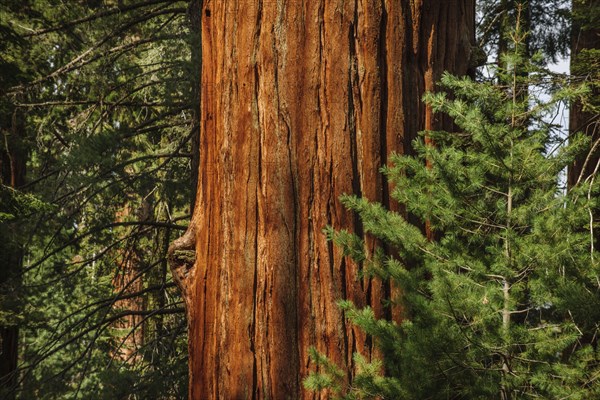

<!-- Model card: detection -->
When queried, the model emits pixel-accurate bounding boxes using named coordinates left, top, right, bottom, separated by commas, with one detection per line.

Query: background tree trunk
left=568, top=0, right=599, bottom=186
left=170, top=1, right=475, bottom=398
left=111, top=203, right=149, bottom=364
left=0, top=107, right=26, bottom=400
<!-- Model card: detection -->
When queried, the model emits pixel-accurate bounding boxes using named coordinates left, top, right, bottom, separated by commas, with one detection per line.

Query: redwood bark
left=111, top=204, right=149, bottom=363
left=170, top=1, right=475, bottom=398
left=111, top=252, right=146, bottom=363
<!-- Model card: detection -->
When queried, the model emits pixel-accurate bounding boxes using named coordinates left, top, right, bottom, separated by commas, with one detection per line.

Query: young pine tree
left=306, top=30, right=600, bottom=400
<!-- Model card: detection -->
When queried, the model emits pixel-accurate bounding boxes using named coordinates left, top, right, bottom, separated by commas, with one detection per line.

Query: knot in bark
left=167, top=228, right=196, bottom=295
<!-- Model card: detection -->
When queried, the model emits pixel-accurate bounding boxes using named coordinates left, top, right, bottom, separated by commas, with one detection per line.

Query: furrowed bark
left=172, top=1, right=475, bottom=398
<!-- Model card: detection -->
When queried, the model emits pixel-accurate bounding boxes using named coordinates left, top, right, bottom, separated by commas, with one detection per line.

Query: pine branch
left=21, top=0, right=183, bottom=37
left=23, top=221, right=187, bottom=274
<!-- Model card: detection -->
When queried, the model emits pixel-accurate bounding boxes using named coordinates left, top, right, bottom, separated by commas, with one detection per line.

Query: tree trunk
left=568, top=0, right=600, bottom=187
left=111, top=203, right=149, bottom=363
left=111, top=250, right=146, bottom=363
left=170, top=1, right=475, bottom=398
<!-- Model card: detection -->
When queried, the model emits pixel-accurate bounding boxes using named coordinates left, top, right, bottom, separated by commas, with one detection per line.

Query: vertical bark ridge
left=376, top=0, right=393, bottom=325
left=379, top=0, right=389, bottom=208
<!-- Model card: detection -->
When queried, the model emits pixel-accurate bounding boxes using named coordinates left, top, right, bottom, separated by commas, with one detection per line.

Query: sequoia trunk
left=170, top=1, right=475, bottom=398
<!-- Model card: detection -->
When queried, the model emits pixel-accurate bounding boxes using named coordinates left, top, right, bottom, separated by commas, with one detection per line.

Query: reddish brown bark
left=111, top=205, right=147, bottom=363
left=568, top=0, right=600, bottom=187
left=170, top=1, right=475, bottom=398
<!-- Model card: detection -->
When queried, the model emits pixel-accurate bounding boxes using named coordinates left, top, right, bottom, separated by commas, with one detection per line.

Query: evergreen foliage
left=477, top=0, right=571, bottom=63
left=306, top=30, right=600, bottom=400
left=1, top=1, right=196, bottom=398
